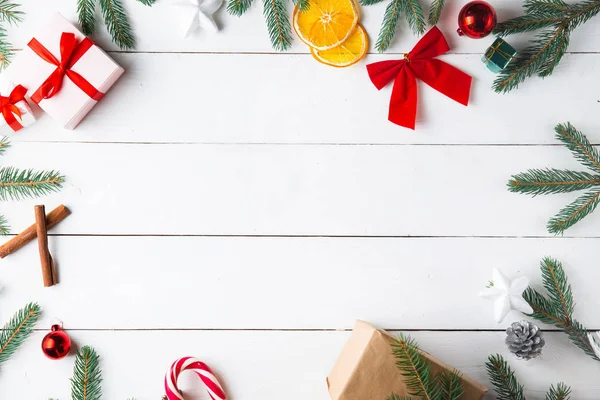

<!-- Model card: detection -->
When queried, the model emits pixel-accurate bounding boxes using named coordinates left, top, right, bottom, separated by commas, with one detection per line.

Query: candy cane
left=164, top=357, right=227, bottom=400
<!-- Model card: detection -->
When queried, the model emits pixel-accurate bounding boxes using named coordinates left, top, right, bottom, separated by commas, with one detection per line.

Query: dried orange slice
left=310, top=24, right=368, bottom=67
left=293, top=0, right=359, bottom=50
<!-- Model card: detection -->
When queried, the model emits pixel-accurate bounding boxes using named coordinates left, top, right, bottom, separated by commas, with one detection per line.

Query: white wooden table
left=1, top=1, right=600, bottom=398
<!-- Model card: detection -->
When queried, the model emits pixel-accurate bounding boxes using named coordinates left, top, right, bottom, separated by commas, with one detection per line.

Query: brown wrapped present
left=327, top=320, right=488, bottom=400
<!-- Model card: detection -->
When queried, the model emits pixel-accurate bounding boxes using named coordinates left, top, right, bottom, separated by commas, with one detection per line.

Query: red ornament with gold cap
left=41, top=324, right=71, bottom=360
left=457, top=1, right=497, bottom=39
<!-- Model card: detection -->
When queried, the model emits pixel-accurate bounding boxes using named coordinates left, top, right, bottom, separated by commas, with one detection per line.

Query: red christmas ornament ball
left=42, top=325, right=71, bottom=360
left=457, top=1, right=497, bottom=39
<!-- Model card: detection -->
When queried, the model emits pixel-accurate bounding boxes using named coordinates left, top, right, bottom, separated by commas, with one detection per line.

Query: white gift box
left=7, top=12, right=124, bottom=129
left=0, top=79, right=36, bottom=133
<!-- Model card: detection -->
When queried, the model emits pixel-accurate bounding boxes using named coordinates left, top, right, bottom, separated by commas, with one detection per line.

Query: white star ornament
left=479, top=268, right=534, bottom=323
left=173, top=0, right=223, bottom=37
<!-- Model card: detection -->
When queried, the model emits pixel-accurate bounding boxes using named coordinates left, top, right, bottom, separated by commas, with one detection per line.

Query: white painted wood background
left=1, top=0, right=600, bottom=398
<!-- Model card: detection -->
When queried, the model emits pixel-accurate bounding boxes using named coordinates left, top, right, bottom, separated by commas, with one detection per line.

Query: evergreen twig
left=0, top=1, right=23, bottom=69
left=486, top=354, right=571, bottom=400
left=0, top=214, right=9, bottom=235
left=227, top=0, right=254, bottom=15
left=485, top=354, right=525, bottom=400
left=0, top=303, right=41, bottom=363
left=545, top=383, right=572, bottom=400
left=508, top=122, right=600, bottom=234
left=363, top=0, right=442, bottom=52
left=136, top=0, right=156, bottom=4
left=71, top=346, right=102, bottom=400
left=77, top=0, right=97, bottom=35
left=493, top=0, right=600, bottom=93
left=0, top=167, right=64, bottom=201
left=523, top=257, right=599, bottom=362
left=262, top=0, right=292, bottom=51
left=389, top=334, right=463, bottom=400
left=99, top=0, right=135, bottom=49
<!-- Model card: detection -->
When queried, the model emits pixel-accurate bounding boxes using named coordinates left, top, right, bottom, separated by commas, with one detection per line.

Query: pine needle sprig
left=428, top=0, right=445, bottom=25
left=0, top=303, right=41, bottom=364
left=523, top=257, right=599, bottom=362
left=0, top=136, right=10, bottom=155
left=485, top=354, right=525, bottom=400
left=293, top=0, right=310, bottom=12
left=508, top=122, right=600, bottom=234
left=0, top=0, right=23, bottom=25
left=77, top=0, right=97, bottom=35
left=71, top=346, right=103, bottom=400
left=227, top=0, right=254, bottom=15
left=375, top=0, right=403, bottom=52
left=363, top=0, right=443, bottom=52
left=545, top=383, right=572, bottom=400
left=136, top=0, right=156, bottom=4
left=262, top=0, right=292, bottom=51
left=0, top=26, right=13, bottom=69
left=437, top=370, right=464, bottom=400
left=99, top=0, right=135, bottom=49
left=0, top=214, right=9, bottom=235
left=0, top=167, right=64, bottom=201
left=389, top=334, right=463, bottom=400
left=493, top=0, right=600, bottom=92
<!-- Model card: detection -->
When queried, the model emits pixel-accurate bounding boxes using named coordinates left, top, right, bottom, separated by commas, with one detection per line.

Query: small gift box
left=7, top=12, right=124, bottom=129
left=482, top=38, right=517, bottom=73
left=0, top=84, right=36, bottom=133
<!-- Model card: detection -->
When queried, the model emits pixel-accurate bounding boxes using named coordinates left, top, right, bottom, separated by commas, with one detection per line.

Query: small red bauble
left=41, top=325, right=71, bottom=360
left=457, top=1, right=497, bottom=39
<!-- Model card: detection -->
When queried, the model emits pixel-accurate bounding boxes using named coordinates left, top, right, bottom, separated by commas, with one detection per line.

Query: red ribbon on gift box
left=27, top=32, right=105, bottom=104
left=0, top=85, right=28, bottom=132
left=366, top=27, right=472, bottom=130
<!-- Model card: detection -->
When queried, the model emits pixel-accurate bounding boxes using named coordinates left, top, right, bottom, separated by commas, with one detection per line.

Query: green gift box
left=482, top=38, right=517, bottom=73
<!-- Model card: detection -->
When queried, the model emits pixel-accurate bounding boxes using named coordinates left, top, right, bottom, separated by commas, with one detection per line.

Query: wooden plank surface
left=1, top=330, right=599, bottom=399
left=2, top=0, right=600, bottom=398
left=0, top=237, right=598, bottom=330
left=8, top=53, right=600, bottom=144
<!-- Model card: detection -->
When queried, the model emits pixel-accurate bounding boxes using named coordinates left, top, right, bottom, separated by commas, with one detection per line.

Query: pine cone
left=505, top=320, right=545, bottom=360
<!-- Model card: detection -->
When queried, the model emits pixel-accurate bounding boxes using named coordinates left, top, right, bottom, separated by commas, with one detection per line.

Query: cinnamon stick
left=0, top=204, right=70, bottom=259
left=35, top=205, right=54, bottom=287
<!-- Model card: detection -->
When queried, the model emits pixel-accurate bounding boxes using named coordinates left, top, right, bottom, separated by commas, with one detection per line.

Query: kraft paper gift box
left=327, top=320, right=488, bottom=400
left=8, top=12, right=124, bottom=129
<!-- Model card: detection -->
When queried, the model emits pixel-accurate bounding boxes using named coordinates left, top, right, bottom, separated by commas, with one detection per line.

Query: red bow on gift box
left=0, top=85, right=28, bottom=132
left=28, top=32, right=105, bottom=104
left=367, top=26, right=472, bottom=130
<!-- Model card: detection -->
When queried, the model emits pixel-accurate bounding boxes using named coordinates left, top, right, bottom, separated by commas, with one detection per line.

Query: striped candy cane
left=164, top=357, right=227, bottom=400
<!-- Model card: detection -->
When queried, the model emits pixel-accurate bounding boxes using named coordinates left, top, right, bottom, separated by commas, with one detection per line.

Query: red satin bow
left=27, top=32, right=104, bottom=104
left=0, top=85, right=28, bottom=132
left=367, top=27, right=472, bottom=130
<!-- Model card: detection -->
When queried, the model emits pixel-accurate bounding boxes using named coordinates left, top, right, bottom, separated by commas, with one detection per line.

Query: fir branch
left=0, top=25, right=14, bottom=68
left=555, top=122, right=600, bottom=173
left=437, top=370, right=464, bottom=400
left=428, top=0, right=445, bottom=25
left=399, top=0, right=425, bottom=36
left=545, top=383, right=572, bottom=400
left=0, top=136, right=9, bottom=155
left=0, top=214, right=9, bottom=235
left=361, top=0, right=386, bottom=5
left=99, top=0, right=135, bottom=50
left=227, top=0, right=254, bottom=15
left=485, top=354, right=525, bottom=400
left=262, top=0, right=292, bottom=51
left=375, top=0, right=403, bottom=52
left=0, top=303, right=41, bottom=364
left=523, top=258, right=600, bottom=361
left=508, top=169, right=600, bottom=195
left=507, top=122, right=600, bottom=233
left=71, top=346, right=102, bottom=400
left=392, top=334, right=437, bottom=400
left=548, top=189, right=600, bottom=234
left=77, top=0, right=97, bottom=36
left=0, top=167, right=64, bottom=201
left=0, top=0, right=23, bottom=25
left=493, top=0, right=600, bottom=92
left=294, top=0, right=310, bottom=12
left=136, top=0, right=156, bottom=4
